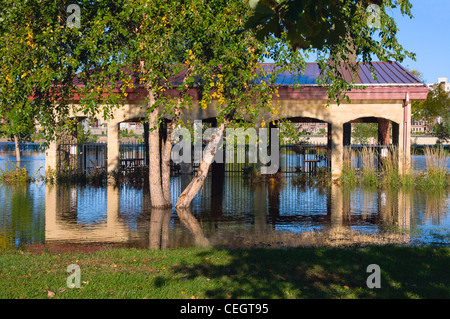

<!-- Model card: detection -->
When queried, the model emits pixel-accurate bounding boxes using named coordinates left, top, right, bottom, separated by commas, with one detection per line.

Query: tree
left=176, top=0, right=417, bottom=207
left=434, top=112, right=450, bottom=144
left=412, top=83, right=450, bottom=129
left=352, top=123, right=378, bottom=145
left=0, top=104, right=36, bottom=162
left=243, top=0, right=416, bottom=103
left=0, top=0, right=417, bottom=209
left=0, top=0, right=279, bottom=208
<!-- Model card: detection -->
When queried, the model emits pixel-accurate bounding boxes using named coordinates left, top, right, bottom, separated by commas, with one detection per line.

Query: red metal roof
left=67, top=62, right=428, bottom=102
left=261, top=61, right=426, bottom=87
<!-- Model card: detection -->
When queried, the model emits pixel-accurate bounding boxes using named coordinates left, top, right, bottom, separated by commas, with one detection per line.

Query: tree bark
left=14, top=135, right=21, bottom=163
left=148, top=96, right=170, bottom=208
left=161, top=105, right=182, bottom=206
left=161, top=132, right=172, bottom=205
left=175, top=123, right=226, bottom=208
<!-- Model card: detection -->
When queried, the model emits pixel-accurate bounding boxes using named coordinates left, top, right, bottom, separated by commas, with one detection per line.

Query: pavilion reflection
left=42, top=177, right=441, bottom=249
left=45, top=185, right=130, bottom=244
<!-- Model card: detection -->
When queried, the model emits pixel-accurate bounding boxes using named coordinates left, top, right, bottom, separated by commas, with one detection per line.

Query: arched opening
left=343, top=116, right=398, bottom=146
left=342, top=117, right=401, bottom=171
left=271, top=117, right=331, bottom=174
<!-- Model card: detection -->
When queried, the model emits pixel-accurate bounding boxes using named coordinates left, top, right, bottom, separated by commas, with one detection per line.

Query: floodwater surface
left=0, top=147, right=449, bottom=251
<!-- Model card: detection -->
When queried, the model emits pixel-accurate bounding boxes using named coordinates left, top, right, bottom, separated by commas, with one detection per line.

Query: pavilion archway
left=342, top=116, right=401, bottom=171
left=270, top=117, right=332, bottom=174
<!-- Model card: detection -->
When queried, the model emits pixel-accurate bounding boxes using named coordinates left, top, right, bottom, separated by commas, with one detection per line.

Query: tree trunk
left=14, top=135, right=21, bottom=163
left=161, top=106, right=182, bottom=206
left=148, top=101, right=170, bottom=208
left=161, top=132, right=172, bottom=205
left=175, top=123, right=226, bottom=208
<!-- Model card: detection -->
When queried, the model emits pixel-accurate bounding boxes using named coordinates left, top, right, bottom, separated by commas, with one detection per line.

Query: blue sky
left=390, top=0, right=450, bottom=84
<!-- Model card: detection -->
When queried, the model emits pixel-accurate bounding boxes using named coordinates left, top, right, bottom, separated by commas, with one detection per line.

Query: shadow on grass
left=173, top=245, right=450, bottom=299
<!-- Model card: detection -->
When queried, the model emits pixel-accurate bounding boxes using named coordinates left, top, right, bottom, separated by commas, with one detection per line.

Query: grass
left=0, top=245, right=448, bottom=299
left=0, top=160, right=34, bottom=184
left=339, top=146, right=449, bottom=189
left=424, top=146, right=449, bottom=187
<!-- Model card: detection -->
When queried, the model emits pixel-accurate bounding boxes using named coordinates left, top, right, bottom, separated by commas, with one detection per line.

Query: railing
left=56, top=142, right=403, bottom=176
left=223, top=143, right=330, bottom=174
left=120, top=142, right=146, bottom=162
left=280, top=144, right=329, bottom=173
left=0, top=142, right=46, bottom=152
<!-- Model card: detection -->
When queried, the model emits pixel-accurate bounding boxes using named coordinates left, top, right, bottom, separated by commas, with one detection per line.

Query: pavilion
left=45, top=61, right=429, bottom=178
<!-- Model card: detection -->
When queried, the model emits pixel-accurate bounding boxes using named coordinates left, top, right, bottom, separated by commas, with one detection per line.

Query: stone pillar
left=329, top=122, right=344, bottom=179
left=45, top=140, right=58, bottom=173
left=254, top=185, right=268, bottom=233
left=378, top=118, right=391, bottom=145
left=107, top=121, right=121, bottom=174
left=399, top=100, right=411, bottom=174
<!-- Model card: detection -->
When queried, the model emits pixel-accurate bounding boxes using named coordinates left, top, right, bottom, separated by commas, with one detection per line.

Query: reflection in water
left=176, top=207, right=210, bottom=248
left=0, top=165, right=449, bottom=250
left=28, top=176, right=448, bottom=249
left=149, top=208, right=171, bottom=249
left=0, top=184, right=45, bottom=250
left=45, top=185, right=130, bottom=244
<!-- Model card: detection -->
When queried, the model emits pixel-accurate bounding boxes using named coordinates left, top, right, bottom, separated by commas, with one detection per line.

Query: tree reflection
left=0, top=185, right=43, bottom=250
left=176, top=207, right=210, bottom=248
left=148, top=207, right=171, bottom=249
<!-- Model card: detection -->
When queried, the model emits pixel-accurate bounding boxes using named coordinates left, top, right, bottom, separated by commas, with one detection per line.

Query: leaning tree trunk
left=175, top=122, right=226, bottom=208
left=14, top=135, right=21, bottom=163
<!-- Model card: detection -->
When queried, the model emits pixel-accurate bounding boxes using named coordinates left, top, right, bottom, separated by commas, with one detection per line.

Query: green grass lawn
left=0, top=245, right=448, bottom=299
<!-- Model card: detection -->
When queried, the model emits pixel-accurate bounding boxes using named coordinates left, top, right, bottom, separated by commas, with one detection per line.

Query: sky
left=390, top=0, right=450, bottom=84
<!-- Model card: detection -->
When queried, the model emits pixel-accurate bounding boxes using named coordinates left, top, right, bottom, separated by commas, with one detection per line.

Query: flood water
left=0, top=146, right=449, bottom=251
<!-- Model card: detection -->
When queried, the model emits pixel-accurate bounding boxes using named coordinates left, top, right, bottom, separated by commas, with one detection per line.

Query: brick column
left=378, top=118, right=391, bottom=145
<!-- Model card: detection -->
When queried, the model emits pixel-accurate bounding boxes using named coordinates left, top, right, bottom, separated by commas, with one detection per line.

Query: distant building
left=434, top=77, right=450, bottom=92
left=411, top=77, right=449, bottom=133
left=295, top=122, right=328, bottom=134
